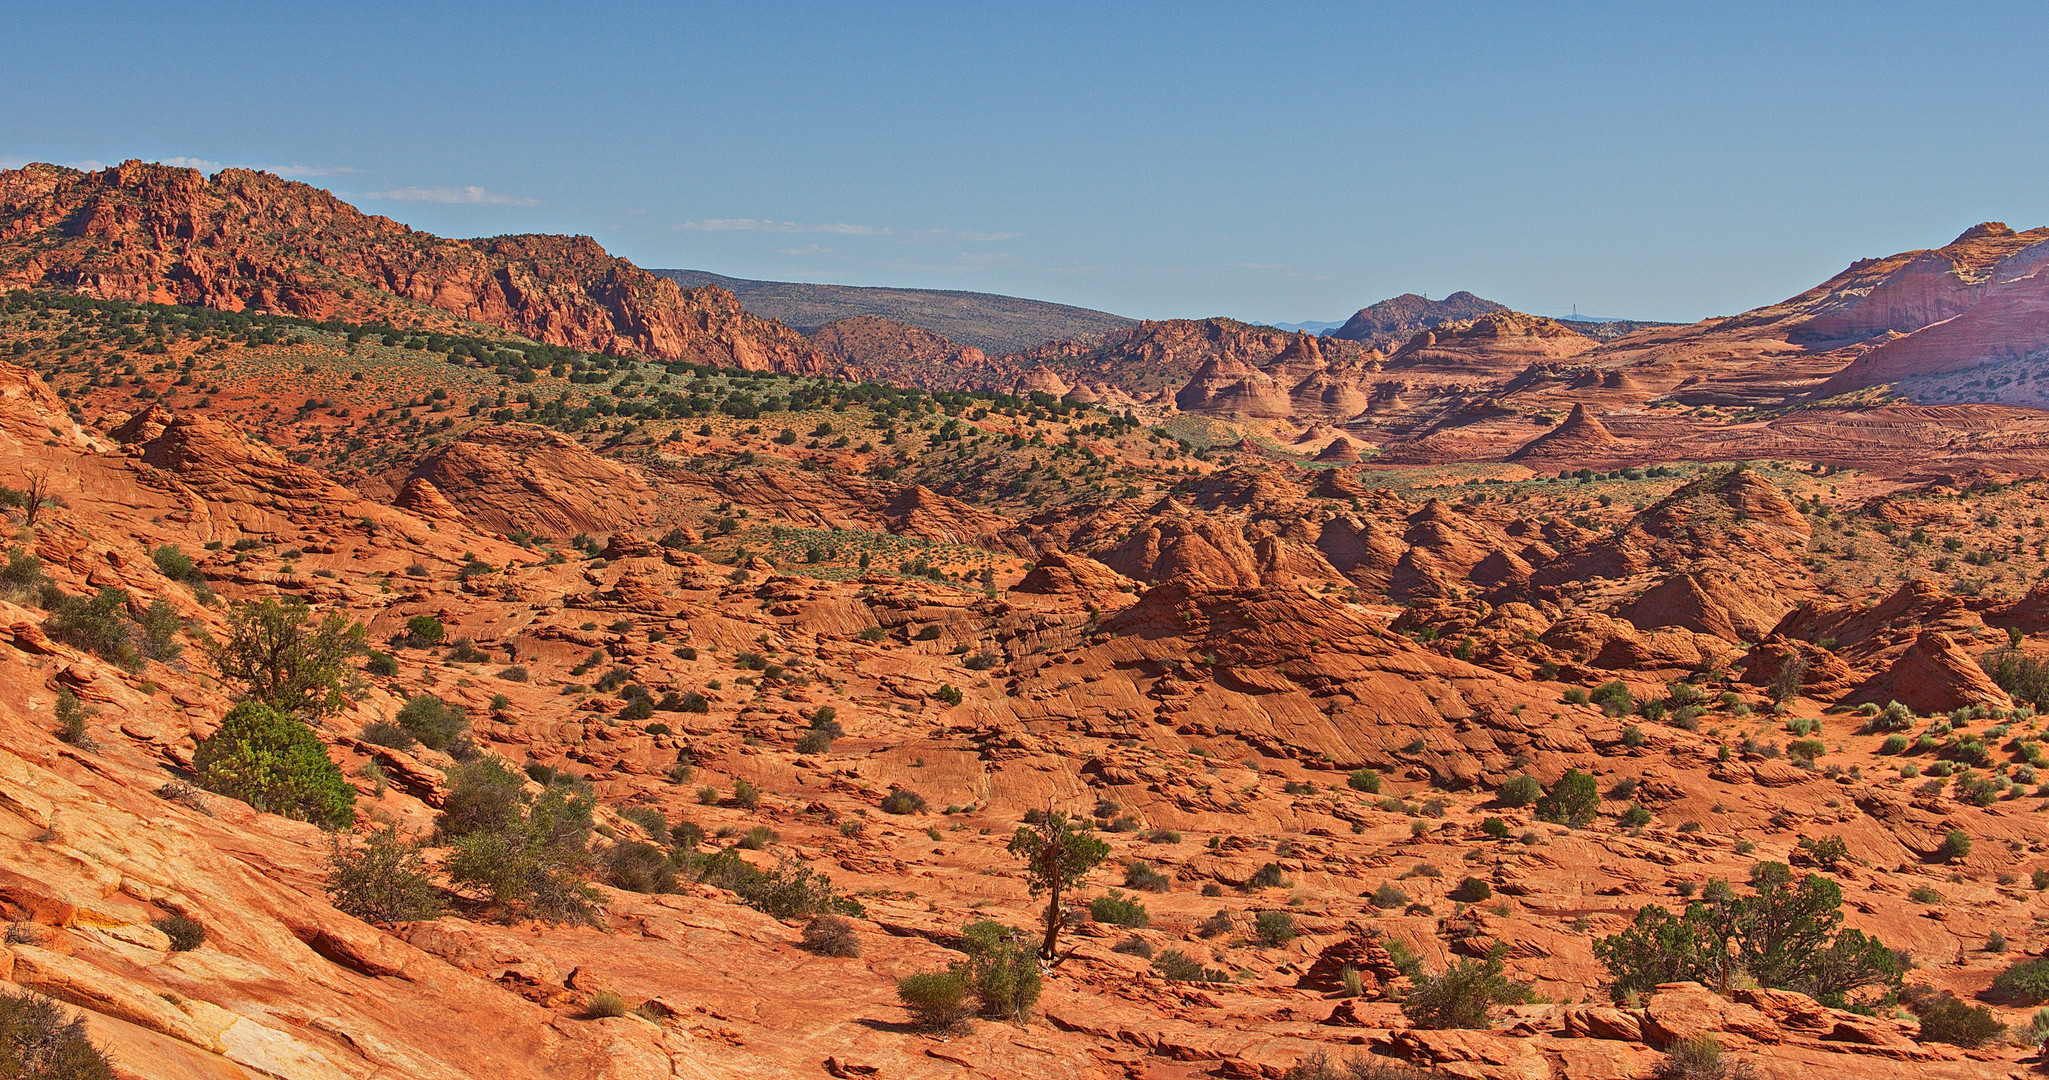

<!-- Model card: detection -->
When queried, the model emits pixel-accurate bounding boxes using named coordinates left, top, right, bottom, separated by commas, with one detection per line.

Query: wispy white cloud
left=0, top=156, right=109, bottom=172
left=266, top=164, right=361, bottom=179
left=359, top=185, right=538, bottom=206
left=678, top=219, right=1022, bottom=242
left=679, top=218, right=891, bottom=235
left=161, top=155, right=223, bottom=172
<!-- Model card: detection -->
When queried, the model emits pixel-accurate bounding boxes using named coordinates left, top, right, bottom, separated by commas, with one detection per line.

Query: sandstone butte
left=7, top=162, right=2049, bottom=1079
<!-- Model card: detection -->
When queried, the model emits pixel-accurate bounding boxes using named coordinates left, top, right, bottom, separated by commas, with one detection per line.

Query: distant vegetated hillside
left=651, top=269, right=1136, bottom=357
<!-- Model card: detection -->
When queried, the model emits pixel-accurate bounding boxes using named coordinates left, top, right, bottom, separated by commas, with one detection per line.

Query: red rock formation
left=390, top=424, right=656, bottom=538
left=0, top=161, right=824, bottom=370
left=1507, top=403, right=1621, bottom=463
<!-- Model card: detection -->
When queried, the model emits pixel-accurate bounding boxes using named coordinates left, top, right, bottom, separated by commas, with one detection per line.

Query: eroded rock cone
left=1297, top=932, right=1403, bottom=997
left=1314, top=437, right=1361, bottom=463
left=1508, top=402, right=1618, bottom=462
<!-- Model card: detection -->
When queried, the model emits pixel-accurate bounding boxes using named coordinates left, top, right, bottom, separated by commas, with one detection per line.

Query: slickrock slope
left=0, top=161, right=826, bottom=370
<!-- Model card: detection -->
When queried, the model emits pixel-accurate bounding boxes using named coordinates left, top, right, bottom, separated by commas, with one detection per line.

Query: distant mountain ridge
left=650, top=269, right=1135, bottom=357
left=1328, top=290, right=1510, bottom=348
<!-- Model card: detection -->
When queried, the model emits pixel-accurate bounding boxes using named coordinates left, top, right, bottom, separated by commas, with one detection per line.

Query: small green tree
left=192, top=702, right=355, bottom=828
left=1536, top=769, right=1600, bottom=827
left=208, top=597, right=365, bottom=716
left=1008, top=811, right=1110, bottom=959
left=1497, top=774, right=1542, bottom=807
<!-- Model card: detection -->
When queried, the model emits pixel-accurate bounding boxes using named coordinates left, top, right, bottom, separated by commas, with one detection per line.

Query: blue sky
left=5, top=2, right=2048, bottom=325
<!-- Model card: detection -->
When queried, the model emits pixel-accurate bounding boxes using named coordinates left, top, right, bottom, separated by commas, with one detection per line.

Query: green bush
left=960, top=920, right=1042, bottom=1022
left=1254, top=910, right=1297, bottom=946
left=1865, top=700, right=1915, bottom=733
left=1124, top=862, right=1172, bottom=893
left=1655, top=1035, right=1734, bottom=1080
left=393, top=694, right=466, bottom=751
left=880, top=788, right=928, bottom=814
left=43, top=587, right=138, bottom=669
left=1940, top=830, right=1972, bottom=862
left=364, top=650, right=398, bottom=676
left=1991, top=956, right=2049, bottom=1004
left=897, top=969, right=972, bottom=1031
left=153, top=914, right=205, bottom=952
left=136, top=597, right=183, bottom=662
left=601, top=840, right=676, bottom=893
left=1371, top=883, right=1410, bottom=909
left=1915, top=993, right=2006, bottom=1047
left=1481, top=817, right=1511, bottom=839
left=1091, top=890, right=1150, bottom=927
left=1347, top=768, right=1382, bottom=793
left=0, top=987, right=116, bottom=1079
left=935, top=684, right=964, bottom=706
left=1452, top=877, right=1493, bottom=903
left=404, top=614, right=445, bottom=647
left=1590, top=680, right=1633, bottom=717
left=52, top=690, right=92, bottom=749
left=325, top=823, right=443, bottom=923
left=1152, top=948, right=1231, bottom=982
left=1537, top=769, right=1600, bottom=827
left=193, top=702, right=355, bottom=828
left=1498, top=775, right=1542, bottom=808
left=151, top=544, right=199, bottom=583
left=1400, top=950, right=1530, bottom=1029
left=1247, top=862, right=1287, bottom=890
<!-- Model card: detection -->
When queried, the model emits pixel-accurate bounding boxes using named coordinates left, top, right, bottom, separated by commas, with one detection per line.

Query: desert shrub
left=325, top=823, right=443, bottom=923
left=964, top=651, right=1000, bottom=671
left=897, top=969, right=972, bottom=1031
left=1124, top=862, right=1172, bottom=893
left=732, top=778, right=759, bottom=810
left=1452, top=876, right=1494, bottom=903
left=728, top=856, right=861, bottom=920
left=436, top=758, right=530, bottom=839
left=1091, top=890, right=1150, bottom=928
left=579, top=990, right=629, bottom=1019
left=1940, top=829, right=1973, bottom=862
left=1197, top=909, right=1234, bottom=937
left=134, top=597, right=183, bottom=662
left=1112, top=935, right=1154, bottom=958
left=1865, top=700, right=1915, bottom=733
left=617, top=696, right=654, bottom=722
left=394, top=694, right=466, bottom=751
left=153, top=914, right=205, bottom=952
left=856, top=626, right=886, bottom=643
left=1152, top=948, right=1231, bottom=982
left=1807, top=835, right=1849, bottom=870
left=1498, top=774, right=1542, bottom=807
left=1371, top=883, right=1411, bottom=909
left=1619, top=802, right=1654, bottom=828
left=1481, top=817, right=1511, bottom=839
left=446, top=811, right=601, bottom=925
left=1537, top=769, right=1600, bottom=827
left=1590, top=680, right=1634, bottom=717
left=403, top=614, right=445, bottom=647
left=1914, top=993, right=2005, bottom=1047
left=43, top=587, right=138, bottom=669
left=1282, top=1052, right=1435, bottom=1080
left=364, top=650, right=399, bottom=676
left=1907, top=885, right=1944, bottom=904
left=498, top=665, right=529, bottom=682
left=1254, top=910, right=1297, bottom=946
left=1563, top=687, right=1589, bottom=705
left=677, top=691, right=709, bottom=713
left=959, top=920, right=1042, bottom=1022
left=880, top=787, right=928, bottom=815
left=1653, top=1034, right=1747, bottom=1080
left=1621, top=724, right=1647, bottom=747
left=0, top=987, right=117, bottom=1079
left=794, top=729, right=835, bottom=754
left=1247, top=862, right=1287, bottom=890
left=602, top=840, right=676, bottom=893
left=1347, top=768, right=1382, bottom=793
left=359, top=720, right=416, bottom=750
left=52, top=690, right=93, bottom=749
left=935, top=683, right=963, bottom=706
left=617, top=805, right=669, bottom=844
left=1991, top=956, right=2049, bottom=1004
left=802, top=915, right=861, bottom=957
left=193, top=702, right=355, bottom=828
left=1878, top=734, right=1908, bottom=754
left=443, top=637, right=488, bottom=664
left=1400, top=950, right=1531, bottom=1029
